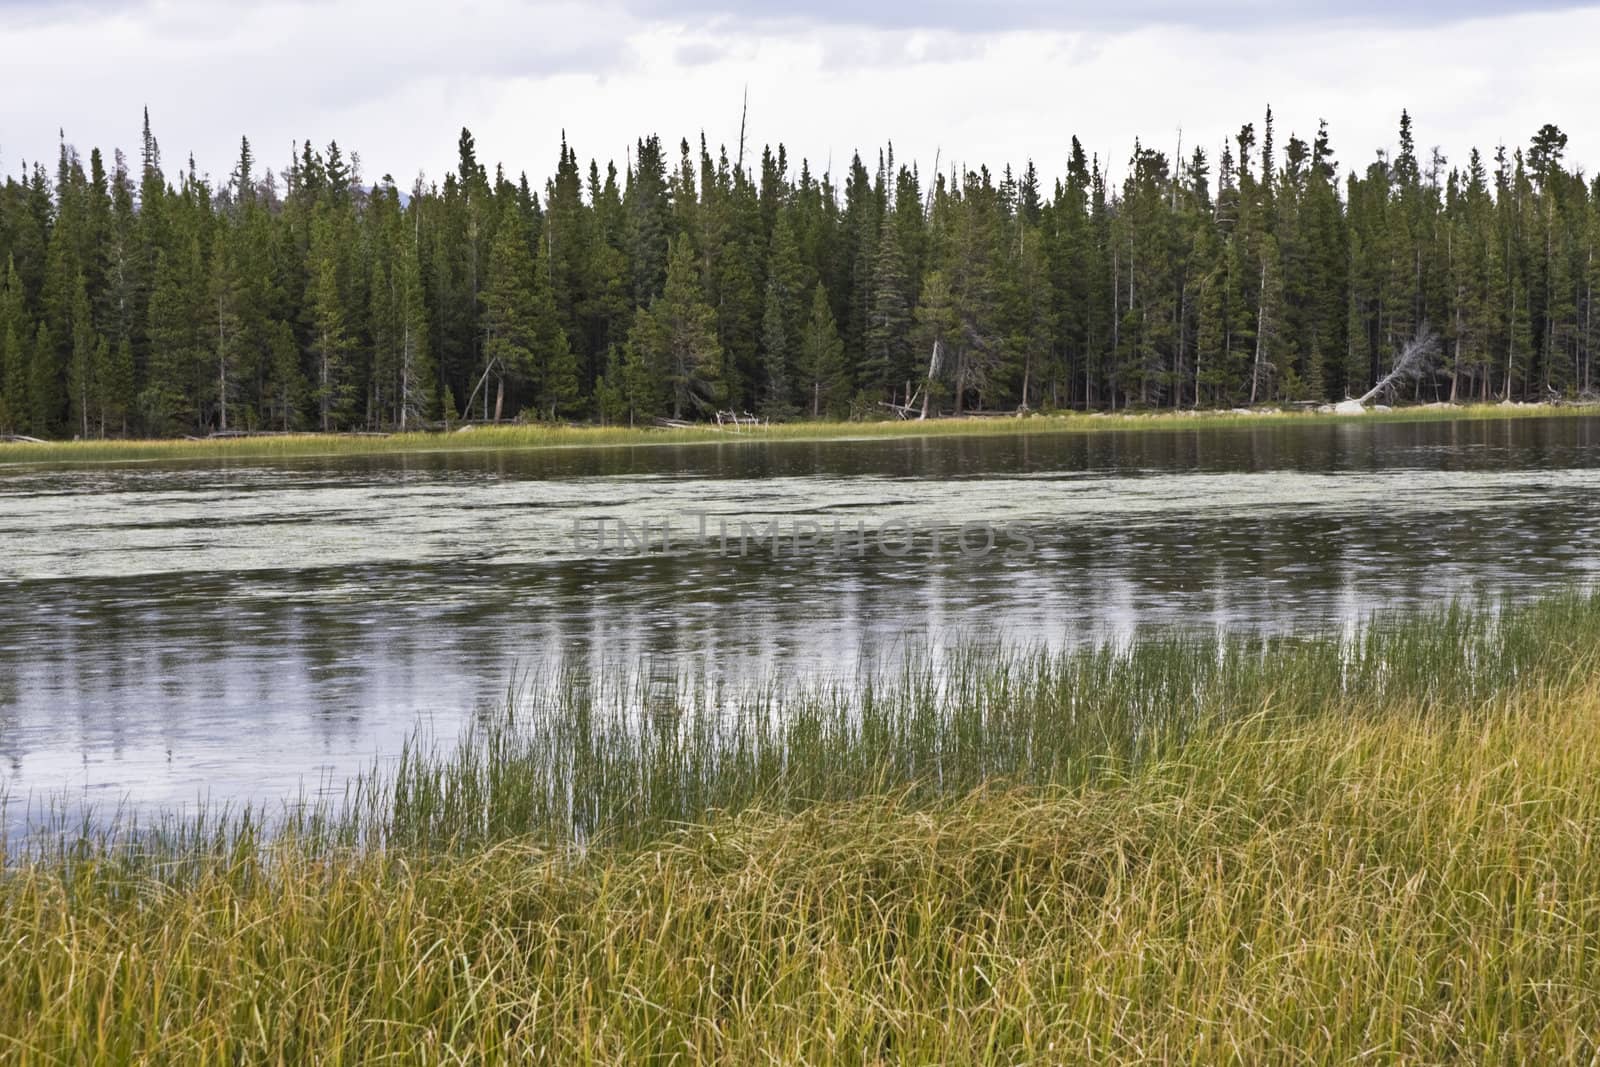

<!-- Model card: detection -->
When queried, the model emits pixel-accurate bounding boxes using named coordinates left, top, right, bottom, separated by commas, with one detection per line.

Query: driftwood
left=1, top=434, right=47, bottom=444
left=714, top=410, right=766, bottom=431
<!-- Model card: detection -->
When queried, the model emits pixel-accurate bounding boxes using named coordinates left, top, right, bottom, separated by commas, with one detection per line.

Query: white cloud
left=1, top=0, right=1592, bottom=196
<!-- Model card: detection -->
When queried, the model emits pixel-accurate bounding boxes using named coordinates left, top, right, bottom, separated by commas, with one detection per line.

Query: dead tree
left=919, top=338, right=944, bottom=420
left=1354, top=328, right=1439, bottom=405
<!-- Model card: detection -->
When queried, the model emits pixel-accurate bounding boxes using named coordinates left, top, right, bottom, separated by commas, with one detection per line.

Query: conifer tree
left=0, top=257, right=25, bottom=432
left=863, top=215, right=912, bottom=399
left=628, top=135, right=672, bottom=305
left=142, top=240, right=205, bottom=433
left=28, top=322, right=57, bottom=435
left=482, top=215, right=574, bottom=419
left=99, top=335, right=133, bottom=435
left=799, top=281, right=847, bottom=417
left=66, top=271, right=102, bottom=437
left=626, top=234, right=724, bottom=419
left=309, top=244, right=353, bottom=431
left=758, top=275, right=794, bottom=418
left=208, top=238, right=243, bottom=431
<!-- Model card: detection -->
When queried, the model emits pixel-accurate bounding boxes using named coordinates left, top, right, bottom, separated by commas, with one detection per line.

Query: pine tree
left=862, top=215, right=912, bottom=399
left=480, top=218, right=538, bottom=420
left=799, top=281, right=847, bottom=417
left=28, top=322, right=57, bottom=434
left=545, top=133, right=591, bottom=348
left=396, top=214, right=436, bottom=428
left=309, top=246, right=353, bottom=431
left=99, top=335, right=134, bottom=435
left=207, top=238, right=243, bottom=431
left=593, top=344, right=629, bottom=425
left=532, top=235, right=579, bottom=418
left=142, top=242, right=204, bottom=433
left=628, top=135, right=672, bottom=305
left=581, top=160, right=632, bottom=391
left=626, top=234, right=724, bottom=419
left=0, top=257, right=26, bottom=432
left=66, top=271, right=102, bottom=437
left=753, top=202, right=809, bottom=418
left=758, top=275, right=794, bottom=418
left=482, top=217, right=574, bottom=419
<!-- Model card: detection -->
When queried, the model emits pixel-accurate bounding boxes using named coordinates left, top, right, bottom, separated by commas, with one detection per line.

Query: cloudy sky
left=1, top=0, right=1592, bottom=193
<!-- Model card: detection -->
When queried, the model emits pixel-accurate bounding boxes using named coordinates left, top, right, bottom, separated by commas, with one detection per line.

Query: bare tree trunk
left=1176, top=284, right=1187, bottom=409
left=1586, top=263, right=1594, bottom=395
left=1111, top=246, right=1120, bottom=411
left=1250, top=262, right=1267, bottom=405
left=219, top=339, right=228, bottom=432
left=400, top=320, right=410, bottom=431
left=919, top=339, right=940, bottom=420
left=320, top=332, right=330, bottom=432
left=1502, top=290, right=1515, bottom=402
left=1449, top=295, right=1462, bottom=404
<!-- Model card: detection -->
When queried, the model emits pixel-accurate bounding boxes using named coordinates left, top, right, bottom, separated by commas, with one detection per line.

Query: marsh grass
left=4, top=593, right=1600, bottom=1061
left=2, top=401, right=1590, bottom=465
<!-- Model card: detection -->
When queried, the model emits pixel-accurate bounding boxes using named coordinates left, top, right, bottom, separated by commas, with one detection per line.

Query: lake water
left=3, top=415, right=1599, bottom=824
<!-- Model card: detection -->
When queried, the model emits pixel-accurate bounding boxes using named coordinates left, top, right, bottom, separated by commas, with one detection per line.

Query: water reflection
left=2, top=415, right=1599, bottom=822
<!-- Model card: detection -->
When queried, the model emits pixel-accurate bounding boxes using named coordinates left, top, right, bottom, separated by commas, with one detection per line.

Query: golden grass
left=2, top=401, right=1591, bottom=465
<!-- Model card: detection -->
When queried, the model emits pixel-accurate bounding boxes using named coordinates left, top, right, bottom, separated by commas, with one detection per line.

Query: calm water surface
left=3, top=416, right=1599, bottom=822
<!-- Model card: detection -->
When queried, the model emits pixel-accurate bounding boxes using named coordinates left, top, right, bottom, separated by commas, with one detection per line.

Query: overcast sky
left=1, top=0, right=1593, bottom=194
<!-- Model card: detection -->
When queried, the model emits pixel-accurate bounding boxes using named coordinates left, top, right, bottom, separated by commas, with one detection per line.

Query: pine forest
left=1, top=108, right=1595, bottom=438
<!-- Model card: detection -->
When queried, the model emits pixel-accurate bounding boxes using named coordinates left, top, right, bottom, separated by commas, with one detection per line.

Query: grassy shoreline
left=4, top=593, right=1600, bottom=1061
left=3, top=399, right=1594, bottom=465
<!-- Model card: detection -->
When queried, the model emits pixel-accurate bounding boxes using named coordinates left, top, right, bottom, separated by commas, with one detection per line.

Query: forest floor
left=4, top=593, right=1600, bottom=1062
left=2, top=399, right=1595, bottom=464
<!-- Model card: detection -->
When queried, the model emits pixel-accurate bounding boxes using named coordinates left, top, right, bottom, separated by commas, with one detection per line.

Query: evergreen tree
left=758, top=275, right=794, bottom=418
left=628, top=135, right=672, bottom=305
left=308, top=242, right=354, bottom=431
left=799, top=281, right=847, bottom=417
left=0, top=257, right=26, bottom=432
left=482, top=214, right=574, bottom=419
left=207, top=237, right=243, bottom=431
left=627, top=234, right=724, bottom=419
left=66, top=271, right=102, bottom=437
left=862, top=215, right=912, bottom=399
left=28, top=322, right=57, bottom=435
left=142, top=241, right=204, bottom=433
left=99, top=334, right=134, bottom=435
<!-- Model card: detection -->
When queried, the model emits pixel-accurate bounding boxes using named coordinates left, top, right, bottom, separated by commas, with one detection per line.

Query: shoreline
left=2, top=400, right=1595, bottom=466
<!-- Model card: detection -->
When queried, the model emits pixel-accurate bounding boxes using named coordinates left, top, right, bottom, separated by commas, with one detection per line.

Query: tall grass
left=3, top=593, right=1600, bottom=1061
left=353, top=591, right=1600, bottom=854
left=3, top=400, right=1591, bottom=465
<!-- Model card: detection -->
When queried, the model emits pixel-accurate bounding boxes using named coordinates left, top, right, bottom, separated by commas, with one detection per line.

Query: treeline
left=1, top=108, right=1597, bottom=438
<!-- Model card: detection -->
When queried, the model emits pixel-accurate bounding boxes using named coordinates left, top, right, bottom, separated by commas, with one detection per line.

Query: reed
left=3, top=593, right=1600, bottom=1062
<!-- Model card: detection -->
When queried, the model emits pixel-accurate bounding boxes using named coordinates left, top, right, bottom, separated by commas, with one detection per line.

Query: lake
left=3, top=415, right=1599, bottom=825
